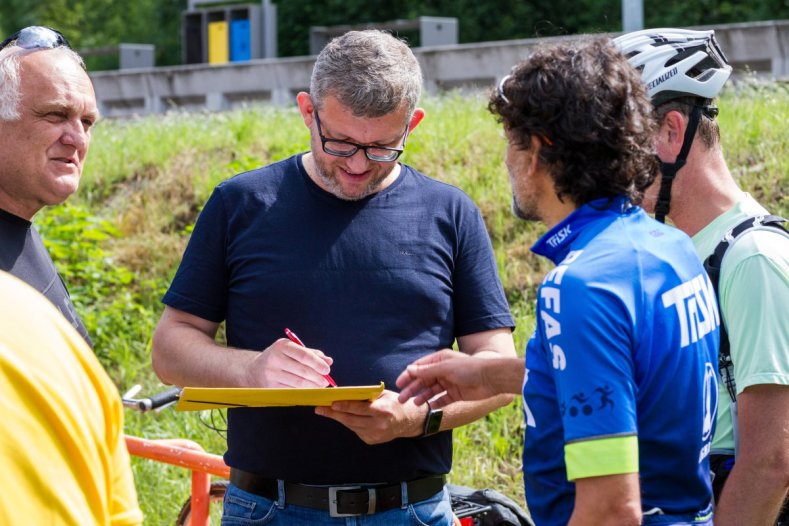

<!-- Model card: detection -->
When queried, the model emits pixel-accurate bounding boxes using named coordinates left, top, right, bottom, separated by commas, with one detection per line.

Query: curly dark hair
left=489, top=37, right=659, bottom=206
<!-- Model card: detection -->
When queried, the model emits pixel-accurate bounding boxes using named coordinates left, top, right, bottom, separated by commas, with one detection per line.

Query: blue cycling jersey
left=521, top=196, right=719, bottom=525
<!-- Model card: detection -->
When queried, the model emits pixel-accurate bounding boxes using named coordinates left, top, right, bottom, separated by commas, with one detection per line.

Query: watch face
left=424, top=408, right=443, bottom=436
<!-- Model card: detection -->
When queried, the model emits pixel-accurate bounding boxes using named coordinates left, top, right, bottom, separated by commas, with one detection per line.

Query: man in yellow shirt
left=0, top=270, right=142, bottom=525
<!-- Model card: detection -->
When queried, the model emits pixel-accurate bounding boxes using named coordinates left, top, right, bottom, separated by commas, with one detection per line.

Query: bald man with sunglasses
left=0, top=26, right=99, bottom=345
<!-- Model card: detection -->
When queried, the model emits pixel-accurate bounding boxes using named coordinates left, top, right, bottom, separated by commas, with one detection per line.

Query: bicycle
left=123, top=385, right=229, bottom=526
left=122, top=386, right=524, bottom=526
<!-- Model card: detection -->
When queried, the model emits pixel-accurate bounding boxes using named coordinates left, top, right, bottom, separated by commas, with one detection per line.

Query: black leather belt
left=230, top=468, right=445, bottom=517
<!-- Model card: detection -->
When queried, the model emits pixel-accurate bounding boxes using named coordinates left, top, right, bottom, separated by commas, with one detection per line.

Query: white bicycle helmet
left=613, top=28, right=732, bottom=107
left=613, top=29, right=733, bottom=223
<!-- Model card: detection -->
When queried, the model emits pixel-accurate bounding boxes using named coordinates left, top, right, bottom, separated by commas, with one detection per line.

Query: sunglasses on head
left=0, top=26, right=71, bottom=52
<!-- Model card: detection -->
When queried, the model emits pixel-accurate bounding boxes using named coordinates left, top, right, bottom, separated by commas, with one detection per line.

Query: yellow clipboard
left=175, top=382, right=385, bottom=411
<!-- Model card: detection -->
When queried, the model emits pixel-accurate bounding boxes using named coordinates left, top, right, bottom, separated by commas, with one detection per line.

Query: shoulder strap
left=703, top=215, right=787, bottom=402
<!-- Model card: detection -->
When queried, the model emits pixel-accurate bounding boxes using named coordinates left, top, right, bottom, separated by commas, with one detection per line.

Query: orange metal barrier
left=125, top=435, right=230, bottom=526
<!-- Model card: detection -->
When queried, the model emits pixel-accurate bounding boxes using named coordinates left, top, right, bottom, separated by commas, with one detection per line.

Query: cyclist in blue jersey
left=398, top=37, right=720, bottom=525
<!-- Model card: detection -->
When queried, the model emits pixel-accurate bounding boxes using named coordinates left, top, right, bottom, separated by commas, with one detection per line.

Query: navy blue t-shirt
left=163, top=154, right=514, bottom=483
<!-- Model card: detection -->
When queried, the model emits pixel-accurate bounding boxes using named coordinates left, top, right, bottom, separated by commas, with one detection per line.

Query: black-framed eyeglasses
left=314, top=109, right=408, bottom=162
left=0, top=26, right=71, bottom=52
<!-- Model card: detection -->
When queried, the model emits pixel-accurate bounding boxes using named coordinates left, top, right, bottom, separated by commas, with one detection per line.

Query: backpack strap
left=703, top=215, right=787, bottom=402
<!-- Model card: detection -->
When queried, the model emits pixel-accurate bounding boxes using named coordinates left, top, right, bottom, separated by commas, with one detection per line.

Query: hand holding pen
left=284, top=328, right=338, bottom=387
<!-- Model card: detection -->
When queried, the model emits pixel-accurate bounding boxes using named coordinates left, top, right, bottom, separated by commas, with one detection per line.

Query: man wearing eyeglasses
left=0, top=26, right=98, bottom=346
left=152, top=30, right=516, bottom=524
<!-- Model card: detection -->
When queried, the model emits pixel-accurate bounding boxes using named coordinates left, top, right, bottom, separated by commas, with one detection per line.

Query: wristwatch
left=422, top=400, right=443, bottom=437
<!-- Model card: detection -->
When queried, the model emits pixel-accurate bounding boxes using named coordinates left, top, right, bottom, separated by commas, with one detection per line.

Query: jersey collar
left=531, top=196, right=634, bottom=264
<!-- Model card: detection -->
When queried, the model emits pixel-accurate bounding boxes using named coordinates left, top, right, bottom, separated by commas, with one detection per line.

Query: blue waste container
left=230, top=19, right=251, bottom=61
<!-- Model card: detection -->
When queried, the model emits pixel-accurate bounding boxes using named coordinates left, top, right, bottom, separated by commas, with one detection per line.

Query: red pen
left=284, top=328, right=337, bottom=387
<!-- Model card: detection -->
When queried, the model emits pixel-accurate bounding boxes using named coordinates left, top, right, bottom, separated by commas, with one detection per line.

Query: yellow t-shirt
left=0, top=272, right=142, bottom=525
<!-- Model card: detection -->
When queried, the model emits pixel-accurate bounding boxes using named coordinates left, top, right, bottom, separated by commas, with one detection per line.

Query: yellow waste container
left=208, top=21, right=229, bottom=64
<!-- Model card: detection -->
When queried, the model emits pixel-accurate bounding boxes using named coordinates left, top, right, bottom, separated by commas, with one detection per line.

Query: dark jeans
left=221, top=483, right=453, bottom=525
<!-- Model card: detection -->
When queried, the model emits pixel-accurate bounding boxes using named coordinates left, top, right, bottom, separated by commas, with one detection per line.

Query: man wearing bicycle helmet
left=614, top=28, right=789, bottom=525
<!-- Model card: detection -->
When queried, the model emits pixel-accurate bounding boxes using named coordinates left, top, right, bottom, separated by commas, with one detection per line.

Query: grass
left=36, top=81, right=788, bottom=524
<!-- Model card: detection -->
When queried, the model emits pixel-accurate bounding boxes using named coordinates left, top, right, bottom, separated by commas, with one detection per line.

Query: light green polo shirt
left=692, top=193, right=789, bottom=453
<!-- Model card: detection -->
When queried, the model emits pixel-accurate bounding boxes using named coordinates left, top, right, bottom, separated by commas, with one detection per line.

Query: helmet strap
left=655, top=105, right=703, bottom=223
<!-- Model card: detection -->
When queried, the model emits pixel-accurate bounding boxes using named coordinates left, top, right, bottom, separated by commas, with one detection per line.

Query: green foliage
left=717, top=79, right=789, bottom=218
left=273, top=0, right=789, bottom=57
left=452, top=397, right=527, bottom=506
left=35, top=203, right=163, bottom=383
left=30, top=86, right=788, bottom=523
left=645, top=0, right=789, bottom=28
left=2, top=1, right=788, bottom=66
left=0, top=0, right=186, bottom=68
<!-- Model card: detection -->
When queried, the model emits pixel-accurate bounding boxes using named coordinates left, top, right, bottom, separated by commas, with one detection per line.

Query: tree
left=1, top=0, right=787, bottom=67
left=0, top=0, right=185, bottom=69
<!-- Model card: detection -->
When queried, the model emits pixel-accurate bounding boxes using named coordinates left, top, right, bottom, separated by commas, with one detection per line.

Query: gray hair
left=655, top=97, right=721, bottom=150
left=0, top=46, right=86, bottom=120
left=310, top=29, right=423, bottom=119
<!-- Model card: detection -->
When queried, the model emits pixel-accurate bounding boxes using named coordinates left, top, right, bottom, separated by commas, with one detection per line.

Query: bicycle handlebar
left=123, top=385, right=182, bottom=413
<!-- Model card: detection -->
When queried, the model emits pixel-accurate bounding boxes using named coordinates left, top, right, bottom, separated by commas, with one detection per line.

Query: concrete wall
left=90, top=19, right=789, bottom=118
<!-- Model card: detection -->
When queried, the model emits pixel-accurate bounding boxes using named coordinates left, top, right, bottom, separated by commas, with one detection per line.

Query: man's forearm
left=152, top=318, right=255, bottom=388
left=570, top=473, right=641, bottom=526
left=438, top=394, right=516, bottom=432
left=458, top=328, right=523, bottom=395
left=441, top=329, right=519, bottom=428
left=714, top=385, right=789, bottom=526
left=482, top=357, right=526, bottom=394
left=715, top=465, right=788, bottom=526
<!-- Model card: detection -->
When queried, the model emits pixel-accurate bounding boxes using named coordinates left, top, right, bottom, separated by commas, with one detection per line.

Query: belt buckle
left=328, top=485, right=376, bottom=517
